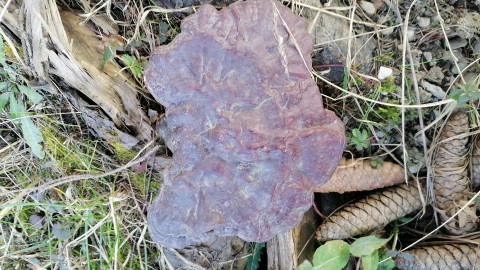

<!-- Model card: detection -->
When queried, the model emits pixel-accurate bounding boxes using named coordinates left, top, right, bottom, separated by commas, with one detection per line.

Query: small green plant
left=374, top=52, right=396, bottom=66
left=298, top=235, right=395, bottom=270
left=99, top=36, right=147, bottom=84
left=100, top=34, right=123, bottom=70
left=376, top=106, right=401, bottom=125
left=450, top=78, right=480, bottom=105
left=377, top=77, right=397, bottom=95
left=370, top=157, right=384, bottom=168
left=246, top=242, right=265, bottom=270
left=158, top=21, right=170, bottom=44
left=120, top=54, right=147, bottom=81
left=350, top=128, right=370, bottom=151
left=0, top=34, right=45, bottom=159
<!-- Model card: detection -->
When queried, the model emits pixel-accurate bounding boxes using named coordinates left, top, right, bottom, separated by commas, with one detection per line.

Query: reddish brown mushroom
left=145, top=0, right=346, bottom=248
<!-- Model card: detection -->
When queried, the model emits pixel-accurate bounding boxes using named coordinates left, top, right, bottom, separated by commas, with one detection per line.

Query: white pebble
left=378, top=66, right=393, bottom=80
left=407, top=28, right=416, bottom=41
left=360, top=1, right=376, bottom=15
left=417, top=17, right=431, bottom=28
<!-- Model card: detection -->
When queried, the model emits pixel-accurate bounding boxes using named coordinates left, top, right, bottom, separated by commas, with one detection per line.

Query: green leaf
left=297, top=260, right=313, bottom=270
left=450, top=83, right=480, bottom=105
left=20, top=114, right=45, bottom=159
left=370, top=157, right=383, bottom=168
left=361, top=250, right=379, bottom=270
left=377, top=249, right=396, bottom=270
left=100, top=44, right=116, bottom=70
left=18, top=85, right=43, bottom=104
left=350, top=128, right=370, bottom=151
left=397, top=217, right=413, bottom=223
left=158, top=21, right=169, bottom=44
left=9, top=92, right=23, bottom=122
left=0, top=34, right=6, bottom=66
left=312, top=240, right=350, bottom=270
left=0, top=81, right=9, bottom=93
left=350, top=235, right=390, bottom=257
left=121, top=54, right=145, bottom=79
left=8, top=92, right=45, bottom=159
left=0, top=91, right=9, bottom=111
left=378, top=257, right=395, bottom=270
left=121, top=54, right=135, bottom=66
left=246, top=243, right=265, bottom=270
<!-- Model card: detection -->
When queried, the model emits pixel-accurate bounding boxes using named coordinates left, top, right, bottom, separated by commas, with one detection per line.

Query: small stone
left=451, top=62, right=468, bottom=75
left=442, top=50, right=466, bottom=62
left=420, top=80, right=446, bottom=99
left=373, top=0, right=384, bottom=9
left=418, top=87, right=433, bottom=103
left=407, top=28, right=416, bottom=41
left=473, top=41, right=480, bottom=54
left=378, top=66, right=393, bottom=80
left=417, top=17, right=431, bottom=28
left=230, top=236, right=245, bottom=253
left=360, top=1, right=376, bottom=15
left=426, top=66, right=444, bottom=84
left=423, top=51, right=433, bottom=62
left=148, top=109, right=158, bottom=119
left=29, top=215, right=44, bottom=229
left=415, top=71, right=427, bottom=81
left=448, top=37, right=468, bottom=49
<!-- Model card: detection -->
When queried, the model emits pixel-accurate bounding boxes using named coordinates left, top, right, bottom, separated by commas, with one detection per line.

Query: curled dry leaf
left=314, top=158, right=406, bottom=193
left=316, top=183, right=422, bottom=242
left=433, top=112, right=477, bottom=235
left=395, top=244, right=480, bottom=270
left=145, top=0, right=346, bottom=248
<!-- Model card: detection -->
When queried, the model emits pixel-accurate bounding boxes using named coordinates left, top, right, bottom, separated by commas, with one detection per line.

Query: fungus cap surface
left=145, top=0, right=346, bottom=248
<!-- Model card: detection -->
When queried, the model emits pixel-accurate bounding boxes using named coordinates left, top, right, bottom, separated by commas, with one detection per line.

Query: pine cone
left=316, top=183, right=422, bottom=241
left=395, top=244, right=480, bottom=270
left=315, top=158, right=406, bottom=193
left=433, top=112, right=477, bottom=235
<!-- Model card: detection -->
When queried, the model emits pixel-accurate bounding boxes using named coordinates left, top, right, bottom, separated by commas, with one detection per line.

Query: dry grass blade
left=17, top=0, right=153, bottom=142
left=315, top=158, right=406, bottom=193
left=395, top=244, right=480, bottom=270
left=316, top=183, right=422, bottom=241
left=433, top=112, right=477, bottom=235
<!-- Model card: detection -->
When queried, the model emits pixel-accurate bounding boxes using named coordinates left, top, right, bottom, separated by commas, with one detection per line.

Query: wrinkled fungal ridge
left=145, top=0, right=346, bottom=248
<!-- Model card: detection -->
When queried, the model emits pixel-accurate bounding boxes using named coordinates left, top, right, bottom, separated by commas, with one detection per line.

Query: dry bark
left=316, top=183, right=422, bottom=241
left=267, top=209, right=319, bottom=270
left=266, top=231, right=297, bottom=270
left=315, top=158, right=406, bottom=193
left=395, top=244, right=480, bottom=270
left=433, top=112, right=477, bottom=235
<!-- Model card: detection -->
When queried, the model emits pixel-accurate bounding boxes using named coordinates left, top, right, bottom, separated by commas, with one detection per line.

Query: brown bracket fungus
left=145, top=0, right=346, bottom=248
